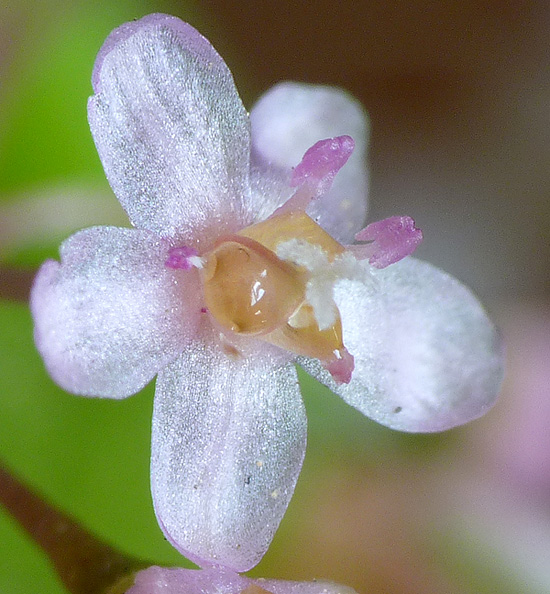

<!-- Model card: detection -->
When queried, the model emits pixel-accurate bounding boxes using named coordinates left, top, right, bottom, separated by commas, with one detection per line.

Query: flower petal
left=127, top=566, right=249, bottom=594
left=151, top=338, right=306, bottom=571
left=250, top=82, right=369, bottom=242
left=30, top=226, right=200, bottom=398
left=300, top=258, right=503, bottom=432
left=259, top=578, right=358, bottom=594
left=128, top=566, right=358, bottom=594
left=89, top=14, right=251, bottom=240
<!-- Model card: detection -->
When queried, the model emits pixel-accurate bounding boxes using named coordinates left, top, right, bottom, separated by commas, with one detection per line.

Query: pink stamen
left=272, top=185, right=312, bottom=215
left=291, top=135, right=355, bottom=195
left=349, top=216, right=423, bottom=269
left=165, top=246, right=200, bottom=270
left=274, top=136, right=355, bottom=215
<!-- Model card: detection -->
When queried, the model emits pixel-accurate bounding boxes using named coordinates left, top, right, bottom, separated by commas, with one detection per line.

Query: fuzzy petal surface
left=89, top=14, right=251, bottom=241
left=259, top=578, right=358, bottom=594
left=250, top=82, right=369, bottom=242
left=128, top=566, right=358, bottom=594
left=30, top=226, right=200, bottom=398
left=127, top=566, right=249, bottom=594
left=300, top=258, right=503, bottom=432
left=151, top=337, right=307, bottom=571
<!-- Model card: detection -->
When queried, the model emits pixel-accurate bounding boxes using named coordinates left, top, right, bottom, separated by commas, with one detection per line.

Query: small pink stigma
left=325, top=347, right=355, bottom=384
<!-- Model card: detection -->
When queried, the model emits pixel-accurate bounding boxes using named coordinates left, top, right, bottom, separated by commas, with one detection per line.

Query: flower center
left=199, top=210, right=354, bottom=382
left=166, top=210, right=356, bottom=382
left=201, top=234, right=305, bottom=336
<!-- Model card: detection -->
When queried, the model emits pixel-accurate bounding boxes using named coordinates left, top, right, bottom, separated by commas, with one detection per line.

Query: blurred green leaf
left=0, top=301, right=188, bottom=572
left=0, top=299, right=187, bottom=588
left=0, top=0, right=201, bottom=196
left=2, top=238, right=69, bottom=269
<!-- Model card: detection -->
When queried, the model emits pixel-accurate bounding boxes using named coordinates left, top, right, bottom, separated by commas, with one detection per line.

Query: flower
left=125, top=566, right=357, bottom=594
left=30, top=13, right=503, bottom=573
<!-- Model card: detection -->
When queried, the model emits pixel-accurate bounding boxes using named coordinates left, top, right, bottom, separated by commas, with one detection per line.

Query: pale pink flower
left=126, top=566, right=357, bottom=594
left=31, top=14, right=503, bottom=572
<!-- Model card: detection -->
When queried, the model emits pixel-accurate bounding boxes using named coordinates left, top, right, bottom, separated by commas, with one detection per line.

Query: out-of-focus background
left=1, top=1, right=549, bottom=593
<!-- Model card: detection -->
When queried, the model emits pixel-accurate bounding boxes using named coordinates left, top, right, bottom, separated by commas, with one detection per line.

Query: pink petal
left=128, top=566, right=358, bottom=594
left=350, top=215, right=423, bottom=268
left=127, top=567, right=249, bottom=594
left=151, top=336, right=307, bottom=571
left=89, top=14, right=251, bottom=241
left=30, top=226, right=200, bottom=398
left=492, top=306, right=550, bottom=492
left=300, top=258, right=503, bottom=432
left=250, top=82, right=370, bottom=242
left=259, top=578, right=358, bottom=594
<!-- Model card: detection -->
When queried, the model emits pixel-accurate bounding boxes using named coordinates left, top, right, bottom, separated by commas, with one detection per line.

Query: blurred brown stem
left=0, top=463, right=146, bottom=594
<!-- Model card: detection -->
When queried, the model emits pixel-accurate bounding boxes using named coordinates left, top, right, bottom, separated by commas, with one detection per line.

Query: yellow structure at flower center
left=201, top=210, right=349, bottom=365
left=202, top=235, right=305, bottom=336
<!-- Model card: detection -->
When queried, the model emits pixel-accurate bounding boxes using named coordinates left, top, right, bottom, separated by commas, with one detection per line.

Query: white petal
left=30, top=226, right=200, bottom=398
left=301, top=258, right=503, bottom=432
left=151, top=337, right=306, bottom=571
left=260, top=578, right=358, bottom=594
left=89, top=14, right=251, bottom=240
left=128, top=566, right=358, bottom=594
left=250, top=82, right=370, bottom=242
left=128, top=567, right=249, bottom=594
